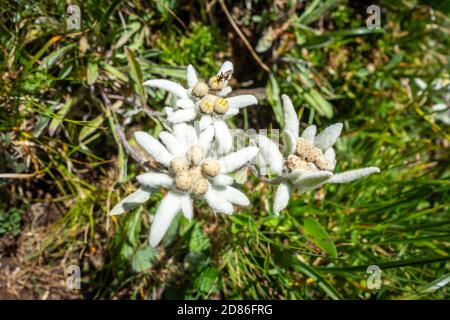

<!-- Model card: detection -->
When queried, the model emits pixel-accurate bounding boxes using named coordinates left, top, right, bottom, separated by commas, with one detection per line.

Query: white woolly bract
left=180, top=194, right=193, bottom=220
left=204, top=188, right=233, bottom=215
left=186, top=65, right=198, bottom=88
left=227, top=95, right=258, bottom=109
left=143, top=79, right=188, bottom=99
left=149, top=191, right=181, bottom=247
left=159, top=131, right=186, bottom=156
left=257, top=135, right=283, bottom=175
left=273, top=182, right=292, bottom=215
left=109, top=187, right=153, bottom=216
left=167, top=109, right=197, bottom=123
left=327, top=167, right=380, bottom=184
left=282, top=94, right=299, bottom=142
left=313, top=123, right=343, bottom=151
left=214, top=186, right=250, bottom=206
left=136, top=172, right=173, bottom=188
left=213, top=120, right=233, bottom=155
left=219, top=146, right=259, bottom=174
left=292, top=171, right=333, bottom=192
left=134, top=131, right=173, bottom=167
left=301, top=125, right=317, bottom=144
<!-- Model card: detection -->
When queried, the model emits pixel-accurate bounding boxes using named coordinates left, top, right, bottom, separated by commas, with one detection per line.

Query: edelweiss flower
left=257, top=95, right=380, bottom=215
left=110, top=123, right=258, bottom=247
left=143, top=61, right=258, bottom=154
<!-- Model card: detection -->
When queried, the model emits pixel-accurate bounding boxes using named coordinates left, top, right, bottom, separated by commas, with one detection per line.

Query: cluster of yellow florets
left=192, top=75, right=230, bottom=115
left=170, top=145, right=221, bottom=196
left=285, top=138, right=331, bottom=171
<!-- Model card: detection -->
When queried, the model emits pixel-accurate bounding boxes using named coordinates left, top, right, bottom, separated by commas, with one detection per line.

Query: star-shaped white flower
left=143, top=61, right=258, bottom=154
left=110, top=123, right=258, bottom=247
left=257, top=95, right=380, bottom=215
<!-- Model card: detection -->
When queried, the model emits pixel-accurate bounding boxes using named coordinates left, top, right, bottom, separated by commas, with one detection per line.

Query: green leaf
left=292, top=258, right=342, bottom=300
left=194, top=267, right=219, bottom=293
left=87, top=61, right=99, bottom=85
left=40, top=44, right=75, bottom=70
left=125, top=46, right=146, bottom=106
left=79, top=115, right=104, bottom=143
left=266, top=73, right=283, bottom=126
left=34, top=103, right=58, bottom=137
left=303, top=217, right=337, bottom=258
left=48, top=97, right=76, bottom=137
left=102, top=62, right=128, bottom=82
left=188, top=223, right=210, bottom=252
left=112, top=21, right=141, bottom=50
left=303, top=88, right=334, bottom=119
left=131, top=246, right=158, bottom=272
left=119, top=207, right=143, bottom=259
left=298, top=0, right=340, bottom=25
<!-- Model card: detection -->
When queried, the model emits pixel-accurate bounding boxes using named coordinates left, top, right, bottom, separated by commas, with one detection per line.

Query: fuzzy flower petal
left=314, top=123, right=343, bottom=151
left=199, top=125, right=215, bottom=152
left=213, top=120, right=233, bottom=155
left=282, top=94, right=299, bottom=142
left=301, top=125, right=317, bottom=143
left=224, top=107, right=240, bottom=118
left=109, top=187, right=153, bottom=216
left=219, top=86, right=232, bottom=97
left=143, top=79, right=188, bottom=99
left=173, top=123, right=189, bottom=147
left=185, top=124, right=199, bottom=146
left=227, top=95, right=258, bottom=109
left=176, top=98, right=195, bottom=109
left=204, top=188, right=234, bottom=215
left=214, top=186, right=250, bottom=206
left=257, top=135, right=283, bottom=175
left=324, top=148, right=336, bottom=171
left=180, top=194, right=193, bottom=220
left=219, top=146, right=259, bottom=174
left=149, top=191, right=181, bottom=247
left=284, top=131, right=297, bottom=155
left=186, top=65, right=198, bottom=88
left=327, top=167, right=380, bottom=184
left=136, top=172, right=173, bottom=188
left=134, top=131, right=173, bottom=167
left=210, top=174, right=234, bottom=186
left=159, top=131, right=185, bottom=156
left=167, top=109, right=197, bottom=123
left=292, top=171, right=333, bottom=192
left=273, top=182, right=292, bottom=216
left=199, top=115, right=213, bottom=130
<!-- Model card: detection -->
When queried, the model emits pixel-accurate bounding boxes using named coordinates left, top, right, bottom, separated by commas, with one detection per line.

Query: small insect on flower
left=208, top=75, right=225, bottom=91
